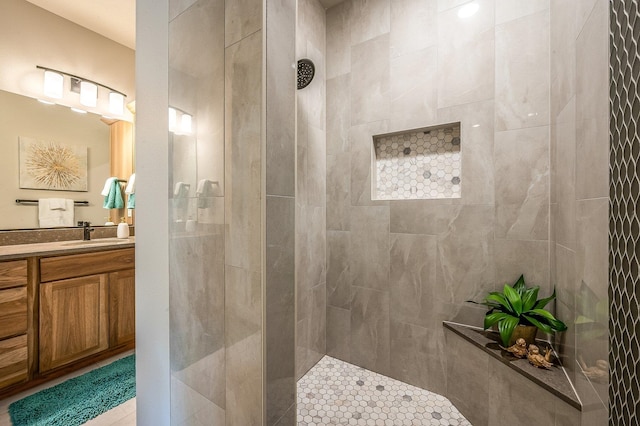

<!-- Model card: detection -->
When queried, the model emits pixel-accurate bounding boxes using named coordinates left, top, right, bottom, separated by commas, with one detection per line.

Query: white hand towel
left=196, top=179, right=212, bottom=195
left=125, top=173, right=136, bottom=194
left=174, top=181, right=190, bottom=197
left=174, top=181, right=184, bottom=196
left=39, top=199, right=75, bottom=227
left=101, top=177, right=117, bottom=196
left=48, top=198, right=67, bottom=210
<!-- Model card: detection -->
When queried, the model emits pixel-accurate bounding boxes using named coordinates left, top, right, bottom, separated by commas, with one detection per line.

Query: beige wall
left=0, top=89, right=110, bottom=228
left=0, top=0, right=135, bottom=118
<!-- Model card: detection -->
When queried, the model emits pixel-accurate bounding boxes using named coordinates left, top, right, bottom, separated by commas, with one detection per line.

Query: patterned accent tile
left=297, top=355, right=470, bottom=425
left=373, top=124, right=461, bottom=200
left=610, top=0, right=640, bottom=424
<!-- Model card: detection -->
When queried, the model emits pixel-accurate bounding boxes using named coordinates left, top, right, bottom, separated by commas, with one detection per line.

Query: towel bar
left=16, top=199, right=90, bottom=206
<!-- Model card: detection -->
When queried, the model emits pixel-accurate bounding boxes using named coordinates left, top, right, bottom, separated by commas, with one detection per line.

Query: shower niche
left=372, top=123, right=461, bottom=200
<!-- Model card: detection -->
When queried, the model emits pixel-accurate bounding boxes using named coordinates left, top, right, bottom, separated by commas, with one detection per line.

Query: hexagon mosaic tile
left=297, top=356, right=470, bottom=426
left=373, top=125, right=461, bottom=200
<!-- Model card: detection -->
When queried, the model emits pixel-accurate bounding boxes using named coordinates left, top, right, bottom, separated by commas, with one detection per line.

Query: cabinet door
left=39, top=274, right=109, bottom=372
left=109, top=269, right=135, bottom=347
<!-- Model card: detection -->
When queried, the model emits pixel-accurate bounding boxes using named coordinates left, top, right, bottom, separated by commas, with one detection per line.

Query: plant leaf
left=522, top=314, right=554, bottom=334
left=527, top=309, right=568, bottom=331
left=521, top=286, right=540, bottom=312
left=512, top=274, right=526, bottom=295
left=484, top=312, right=511, bottom=330
left=533, top=288, right=557, bottom=309
left=503, top=284, right=523, bottom=315
left=485, top=293, right=511, bottom=312
left=497, top=315, right=520, bottom=347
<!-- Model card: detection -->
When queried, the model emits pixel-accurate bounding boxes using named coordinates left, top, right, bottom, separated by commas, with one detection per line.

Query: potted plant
left=470, top=275, right=568, bottom=347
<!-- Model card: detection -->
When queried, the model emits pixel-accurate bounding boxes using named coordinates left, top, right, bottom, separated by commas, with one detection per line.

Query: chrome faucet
left=81, top=221, right=94, bottom=241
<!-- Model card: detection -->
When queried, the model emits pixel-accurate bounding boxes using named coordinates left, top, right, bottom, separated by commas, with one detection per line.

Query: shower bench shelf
left=443, top=321, right=582, bottom=411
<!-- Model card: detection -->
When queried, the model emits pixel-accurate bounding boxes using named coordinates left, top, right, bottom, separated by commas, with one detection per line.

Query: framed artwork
left=19, top=137, right=88, bottom=191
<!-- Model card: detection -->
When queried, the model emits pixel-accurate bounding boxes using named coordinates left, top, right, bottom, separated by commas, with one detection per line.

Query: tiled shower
left=135, top=0, right=623, bottom=425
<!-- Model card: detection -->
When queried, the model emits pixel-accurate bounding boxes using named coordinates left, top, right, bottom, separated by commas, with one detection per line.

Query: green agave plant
left=472, top=275, right=568, bottom=347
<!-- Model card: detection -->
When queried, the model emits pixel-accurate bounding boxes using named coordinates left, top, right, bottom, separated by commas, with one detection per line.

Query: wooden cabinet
left=0, top=247, right=134, bottom=395
left=0, top=260, right=28, bottom=389
left=39, top=275, right=109, bottom=372
left=39, top=248, right=135, bottom=373
left=109, top=269, right=135, bottom=347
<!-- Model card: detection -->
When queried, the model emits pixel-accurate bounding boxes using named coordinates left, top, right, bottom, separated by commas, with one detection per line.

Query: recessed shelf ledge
left=443, top=321, right=582, bottom=411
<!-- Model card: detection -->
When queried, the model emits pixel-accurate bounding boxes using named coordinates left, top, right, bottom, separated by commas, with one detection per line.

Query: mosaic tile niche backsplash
left=373, top=124, right=461, bottom=200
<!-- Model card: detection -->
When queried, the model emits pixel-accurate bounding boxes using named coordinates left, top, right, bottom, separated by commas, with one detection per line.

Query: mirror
left=0, top=0, right=136, bottom=231
left=0, top=88, right=119, bottom=230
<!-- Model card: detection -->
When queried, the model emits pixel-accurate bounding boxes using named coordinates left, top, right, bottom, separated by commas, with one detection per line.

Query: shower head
left=297, top=59, right=315, bottom=90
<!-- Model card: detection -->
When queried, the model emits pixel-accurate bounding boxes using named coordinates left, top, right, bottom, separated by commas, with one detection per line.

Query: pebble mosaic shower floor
left=297, top=356, right=471, bottom=426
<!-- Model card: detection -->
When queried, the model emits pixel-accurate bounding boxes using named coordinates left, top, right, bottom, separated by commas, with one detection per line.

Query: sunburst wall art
left=19, top=137, right=88, bottom=191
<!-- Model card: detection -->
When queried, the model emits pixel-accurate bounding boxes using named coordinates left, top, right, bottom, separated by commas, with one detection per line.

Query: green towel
left=127, top=193, right=135, bottom=209
left=103, top=180, right=124, bottom=209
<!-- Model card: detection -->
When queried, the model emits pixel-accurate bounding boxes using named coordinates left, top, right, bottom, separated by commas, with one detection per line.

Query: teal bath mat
left=9, top=355, right=135, bottom=426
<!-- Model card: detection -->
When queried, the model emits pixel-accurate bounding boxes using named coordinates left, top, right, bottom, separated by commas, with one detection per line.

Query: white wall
left=0, top=90, right=110, bottom=229
left=136, top=0, right=171, bottom=424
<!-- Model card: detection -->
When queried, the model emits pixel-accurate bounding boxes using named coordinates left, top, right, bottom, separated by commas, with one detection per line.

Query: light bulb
left=109, top=92, right=125, bottom=115
left=43, top=70, right=63, bottom=99
left=80, top=81, right=98, bottom=107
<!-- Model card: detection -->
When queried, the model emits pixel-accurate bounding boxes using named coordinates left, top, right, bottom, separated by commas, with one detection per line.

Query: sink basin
left=62, top=238, right=128, bottom=246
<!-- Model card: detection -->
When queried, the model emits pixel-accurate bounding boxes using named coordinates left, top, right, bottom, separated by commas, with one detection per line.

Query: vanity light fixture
left=36, top=66, right=127, bottom=117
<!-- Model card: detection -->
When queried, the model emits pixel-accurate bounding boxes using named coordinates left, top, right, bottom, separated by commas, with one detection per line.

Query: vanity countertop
left=0, top=237, right=135, bottom=261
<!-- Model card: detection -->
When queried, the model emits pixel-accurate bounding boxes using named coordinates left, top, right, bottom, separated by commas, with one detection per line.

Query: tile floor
left=2, top=351, right=469, bottom=425
left=297, top=356, right=471, bottom=426
left=0, top=350, right=135, bottom=426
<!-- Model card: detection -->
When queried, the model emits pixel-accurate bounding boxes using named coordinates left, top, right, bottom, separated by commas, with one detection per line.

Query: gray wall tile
left=327, top=230, right=352, bottom=309
left=389, top=233, right=438, bottom=328
left=266, top=0, right=296, bottom=197
left=327, top=305, right=351, bottom=361
left=495, top=11, right=550, bottom=131
left=350, top=286, right=390, bottom=375
left=390, top=321, right=447, bottom=396
left=351, top=35, right=390, bottom=126
left=225, top=0, right=262, bottom=47
left=445, top=329, right=489, bottom=426
left=350, top=206, right=390, bottom=291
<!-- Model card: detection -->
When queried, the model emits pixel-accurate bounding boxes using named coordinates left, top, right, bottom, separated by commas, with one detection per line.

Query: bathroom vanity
left=0, top=238, right=135, bottom=397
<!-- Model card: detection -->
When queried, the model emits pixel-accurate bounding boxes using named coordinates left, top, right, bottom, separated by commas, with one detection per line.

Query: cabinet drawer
left=0, top=335, right=28, bottom=389
left=40, top=248, right=135, bottom=282
left=0, top=287, right=27, bottom=339
left=0, top=260, right=27, bottom=290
